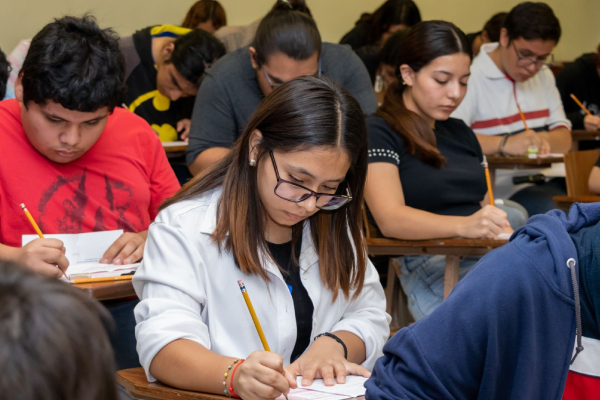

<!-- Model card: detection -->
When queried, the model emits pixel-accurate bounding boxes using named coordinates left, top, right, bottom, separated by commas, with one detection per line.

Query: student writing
left=134, top=76, right=390, bottom=399
left=364, top=21, right=518, bottom=320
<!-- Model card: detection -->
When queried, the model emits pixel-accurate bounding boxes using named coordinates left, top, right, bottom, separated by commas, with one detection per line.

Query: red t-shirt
left=0, top=99, right=180, bottom=247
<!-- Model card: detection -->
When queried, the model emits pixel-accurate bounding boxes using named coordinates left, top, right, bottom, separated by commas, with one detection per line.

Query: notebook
left=22, top=230, right=140, bottom=281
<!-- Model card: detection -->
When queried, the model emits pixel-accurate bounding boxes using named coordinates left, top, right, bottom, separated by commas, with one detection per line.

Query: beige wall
left=1, top=0, right=599, bottom=61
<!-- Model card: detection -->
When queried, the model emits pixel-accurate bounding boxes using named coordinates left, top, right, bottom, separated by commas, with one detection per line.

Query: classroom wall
left=1, top=0, right=599, bottom=62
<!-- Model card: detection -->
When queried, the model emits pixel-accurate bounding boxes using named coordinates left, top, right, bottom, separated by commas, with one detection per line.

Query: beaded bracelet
left=229, top=359, right=245, bottom=399
left=222, top=359, right=240, bottom=397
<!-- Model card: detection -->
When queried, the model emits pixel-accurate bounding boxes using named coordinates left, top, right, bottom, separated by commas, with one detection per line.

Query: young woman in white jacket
left=133, top=76, right=390, bottom=400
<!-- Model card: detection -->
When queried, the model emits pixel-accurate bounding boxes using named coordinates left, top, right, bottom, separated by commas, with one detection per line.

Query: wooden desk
left=117, top=368, right=366, bottom=400
left=553, top=195, right=600, bottom=212
left=367, top=238, right=507, bottom=300
left=572, top=130, right=600, bottom=152
left=486, top=155, right=563, bottom=170
left=163, top=142, right=188, bottom=153
left=74, top=280, right=135, bottom=301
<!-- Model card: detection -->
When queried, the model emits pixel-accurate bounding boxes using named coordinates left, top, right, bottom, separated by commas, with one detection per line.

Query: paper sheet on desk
left=277, top=376, right=367, bottom=399
left=22, top=230, right=138, bottom=280
left=22, top=230, right=124, bottom=264
left=162, top=141, right=187, bottom=147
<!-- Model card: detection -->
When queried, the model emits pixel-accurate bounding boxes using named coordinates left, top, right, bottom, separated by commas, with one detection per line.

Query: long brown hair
left=162, top=76, right=368, bottom=300
left=182, top=0, right=227, bottom=31
left=377, top=20, right=471, bottom=168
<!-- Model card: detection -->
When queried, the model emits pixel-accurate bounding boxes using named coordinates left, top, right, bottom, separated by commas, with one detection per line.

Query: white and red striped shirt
left=452, top=43, right=571, bottom=135
left=452, top=43, right=571, bottom=198
left=563, top=336, right=600, bottom=399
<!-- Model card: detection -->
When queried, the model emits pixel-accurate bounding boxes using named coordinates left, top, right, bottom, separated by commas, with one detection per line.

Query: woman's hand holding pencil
left=231, top=351, right=294, bottom=400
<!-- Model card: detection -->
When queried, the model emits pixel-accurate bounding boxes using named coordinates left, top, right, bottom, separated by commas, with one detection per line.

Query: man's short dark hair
left=0, top=260, right=118, bottom=400
left=169, top=29, right=226, bottom=87
left=0, top=47, right=10, bottom=100
left=503, top=2, right=561, bottom=44
left=21, top=15, right=125, bottom=112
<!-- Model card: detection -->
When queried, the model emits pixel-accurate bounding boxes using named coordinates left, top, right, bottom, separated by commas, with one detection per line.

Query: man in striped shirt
left=452, top=2, right=571, bottom=216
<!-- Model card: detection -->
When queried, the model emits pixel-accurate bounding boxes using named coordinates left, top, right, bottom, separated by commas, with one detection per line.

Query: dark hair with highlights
left=20, top=15, right=125, bottom=112
left=503, top=2, right=561, bottom=44
left=378, top=20, right=471, bottom=168
left=0, top=260, right=117, bottom=400
left=253, top=1, right=321, bottom=66
left=162, top=76, right=368, bottom=300
left=182, top=0, right=227, bottom=31
left=0, top=48, right=10, bottom=100
left=169, top=29, right=226, bottom=87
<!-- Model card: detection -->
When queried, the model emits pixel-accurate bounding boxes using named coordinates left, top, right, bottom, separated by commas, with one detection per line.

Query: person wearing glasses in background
left=452, top=2, right=572, bottom=216
left=186, top=1, right=377, bottom=176
left=134, top=76, right=390, bottom=399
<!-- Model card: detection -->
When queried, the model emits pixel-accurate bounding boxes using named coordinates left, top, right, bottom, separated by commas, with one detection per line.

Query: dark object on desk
left=513, top=174, right=546, bottom=185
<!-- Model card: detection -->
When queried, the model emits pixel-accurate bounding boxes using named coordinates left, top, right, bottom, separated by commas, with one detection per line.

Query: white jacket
left=134, top=188, right=390, bottom=381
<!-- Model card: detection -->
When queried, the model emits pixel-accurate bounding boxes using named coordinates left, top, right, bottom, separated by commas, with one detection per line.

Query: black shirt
left=367, top=115, right=486, bottom=217
left=267, top=240, right=313, bottom=362
left=556, top=53, right=600, bottom=131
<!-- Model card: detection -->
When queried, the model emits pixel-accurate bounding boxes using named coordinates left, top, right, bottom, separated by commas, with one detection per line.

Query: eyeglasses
left=511, top=42, right=554, bottom=68
left=269, top=151, right=352, bottom=210
left=262, top=58, right=322, bottom=89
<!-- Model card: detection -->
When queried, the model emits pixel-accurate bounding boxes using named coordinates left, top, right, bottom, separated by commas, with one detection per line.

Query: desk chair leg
left=443, top=255, right=460, bottom=300
left=385, top=258, right=410, bottom=334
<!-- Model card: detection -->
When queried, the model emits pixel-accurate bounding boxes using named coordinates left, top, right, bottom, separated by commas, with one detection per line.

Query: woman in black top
left=365, top=21, right=512, bottom=320
left=556, top=43, right=600, bottom=133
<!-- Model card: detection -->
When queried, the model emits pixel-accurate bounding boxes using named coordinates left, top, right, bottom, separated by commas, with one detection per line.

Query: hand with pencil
left=9, top=204, right=69, bottom=277
left=502, top=130, right=551, bottom=156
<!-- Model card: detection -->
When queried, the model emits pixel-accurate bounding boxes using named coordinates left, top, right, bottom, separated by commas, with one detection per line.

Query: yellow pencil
left=20, top=203, right=44, bottom=238
left=517, top=104, right=529, bottom=131
left=73, top=275, right=134, bottom=284
left=570, top=93, right=592, bottom=116
left=238, top=280, right=271, bottom=351
left=483, top=161, right=495, bottom=206
left=238, top=280, right=289, bottom=400
left=21, top=203, right=67, bottom=279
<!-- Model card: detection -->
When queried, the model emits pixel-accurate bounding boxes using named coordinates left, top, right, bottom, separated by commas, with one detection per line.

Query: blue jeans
left=396, top=255, right=479, bottom=321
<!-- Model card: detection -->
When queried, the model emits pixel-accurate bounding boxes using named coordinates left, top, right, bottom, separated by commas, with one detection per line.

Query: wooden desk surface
left=486, top=154, right=563, bottom=168
left=117, top=368, right=366, bottom=400
left=163, top=142, right=188, bottom=153
left=554, top=195, right=600, bottom=211
left=572, top=130, right=600, bottom=141
left=74, top=280, right=135, bottom=301
left=366, top=237, right=508, bottom=256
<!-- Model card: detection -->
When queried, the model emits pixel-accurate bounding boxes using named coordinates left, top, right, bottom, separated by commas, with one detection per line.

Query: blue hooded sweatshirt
left=365, top=203, right=600, bottom=400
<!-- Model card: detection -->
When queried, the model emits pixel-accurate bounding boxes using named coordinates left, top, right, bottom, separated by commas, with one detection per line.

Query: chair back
left=564, top=149, right=600, bottom=196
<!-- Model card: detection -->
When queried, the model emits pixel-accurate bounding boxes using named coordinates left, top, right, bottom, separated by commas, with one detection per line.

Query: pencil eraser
left=237, top=280, right=244, bottom=285
left=20, top=203, right=25, bottom=209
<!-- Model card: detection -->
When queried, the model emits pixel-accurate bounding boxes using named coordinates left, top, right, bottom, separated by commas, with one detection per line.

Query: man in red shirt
left=0, top=15, right=180, bottom=368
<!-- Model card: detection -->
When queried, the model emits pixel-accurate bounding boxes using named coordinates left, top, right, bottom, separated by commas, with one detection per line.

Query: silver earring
left=249, top=159, right=256, bottom=166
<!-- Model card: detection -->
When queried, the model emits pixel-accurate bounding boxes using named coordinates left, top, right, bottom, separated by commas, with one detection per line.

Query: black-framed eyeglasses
left=269, top=151, right=352, bottom=210
left=262, top=58, right=322, bottom=89
left=511, top=42, right=554, bottom=68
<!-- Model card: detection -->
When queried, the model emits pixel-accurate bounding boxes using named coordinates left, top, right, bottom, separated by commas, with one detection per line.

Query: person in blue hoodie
left=365, top=202, right=600, bottom=399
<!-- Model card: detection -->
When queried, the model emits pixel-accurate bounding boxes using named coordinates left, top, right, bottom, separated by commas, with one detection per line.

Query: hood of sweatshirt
left=365, top=203, right=600, bottom=400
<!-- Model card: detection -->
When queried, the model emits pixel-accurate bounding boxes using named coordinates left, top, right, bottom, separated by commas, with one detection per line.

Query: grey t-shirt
left=186, top=43, right=378, bottom=165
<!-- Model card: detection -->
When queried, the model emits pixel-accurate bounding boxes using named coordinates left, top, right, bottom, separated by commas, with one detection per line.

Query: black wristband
left=314, top=332, right=348, bottom=360
left=499, top=134, right=510, bottom=156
